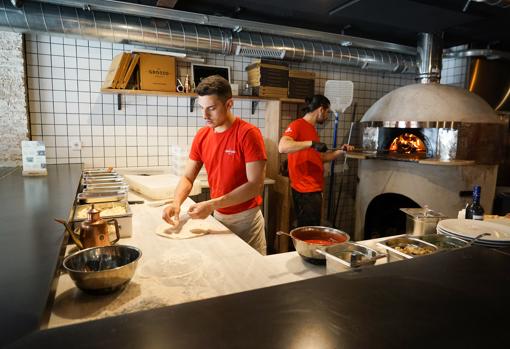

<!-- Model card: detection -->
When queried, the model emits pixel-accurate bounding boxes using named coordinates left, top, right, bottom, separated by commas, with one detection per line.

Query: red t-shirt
left=189, top=117, right=267, bottom=214
left=283, top=118, right=324, bottom=193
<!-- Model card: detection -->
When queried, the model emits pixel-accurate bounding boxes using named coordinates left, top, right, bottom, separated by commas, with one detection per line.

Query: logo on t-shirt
left=225, top=149, right=236, bottom=156
left=285, top=127, right=293, bottom=134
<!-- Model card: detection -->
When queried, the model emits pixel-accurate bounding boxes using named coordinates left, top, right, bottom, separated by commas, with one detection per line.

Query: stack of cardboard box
left=102, top=52, right=176, bottom=92
left=246, top=59, right=289, bottom=98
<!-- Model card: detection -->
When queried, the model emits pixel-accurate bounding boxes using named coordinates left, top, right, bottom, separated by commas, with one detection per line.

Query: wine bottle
left=465, top=185, right=484, bottom=220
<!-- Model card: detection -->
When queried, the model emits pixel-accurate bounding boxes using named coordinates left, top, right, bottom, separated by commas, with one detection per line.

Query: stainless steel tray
left=83, top=185, right=129, bottom=192
left=77, top=191, right=128, bottom=204
left=83, top=181, right=129, bottom=190
left=82, top=171, right=120, bottom=177
left=82, top=176, right=125, bottom=184
left=415, top=234, right=468, bottom=250
left=377, top=236, right=438, bottom=262
left=317, top=242, right=385, bottom=274
left=72, top=202, right=132, bottom=238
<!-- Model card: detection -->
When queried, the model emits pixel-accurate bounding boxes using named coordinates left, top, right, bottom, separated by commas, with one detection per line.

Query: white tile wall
left=441, top=45, right=469, bottom=87
left=25, top=34, right=267, bottom=168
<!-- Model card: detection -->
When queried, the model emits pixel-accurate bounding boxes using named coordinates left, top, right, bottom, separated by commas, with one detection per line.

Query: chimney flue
left=416, top=33, right=443, bottom=83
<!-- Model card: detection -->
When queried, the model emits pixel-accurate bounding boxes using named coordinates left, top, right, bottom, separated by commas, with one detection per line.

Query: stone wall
left=0, top=31, right=28, bottom=166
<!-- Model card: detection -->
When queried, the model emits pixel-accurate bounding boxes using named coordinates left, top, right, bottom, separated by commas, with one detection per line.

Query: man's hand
left=162, top=204, right=181, bottom=226
left=341, top=144, right=355, bottom=152
left=311, top=141, right=328, bottom=152
left=187, top=201, right=215, bottom=219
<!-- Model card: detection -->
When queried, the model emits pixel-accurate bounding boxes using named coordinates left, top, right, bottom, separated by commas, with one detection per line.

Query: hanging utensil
left=324, top=80, right=354, bottom=222
left=333, top=102, right=357, bottom=228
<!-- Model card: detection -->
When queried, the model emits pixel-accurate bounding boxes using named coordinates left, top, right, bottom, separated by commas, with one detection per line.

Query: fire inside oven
left=388, top=132, right=426, bottom=155
left=375, top=128, right=432, bottom=161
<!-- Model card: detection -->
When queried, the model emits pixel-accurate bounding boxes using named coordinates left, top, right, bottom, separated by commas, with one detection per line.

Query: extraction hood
left=361, top=33, right=504, bottom=126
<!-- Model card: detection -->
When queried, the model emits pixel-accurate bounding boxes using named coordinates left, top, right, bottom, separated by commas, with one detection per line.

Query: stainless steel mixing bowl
left=63, top=245, right=142, bottom=294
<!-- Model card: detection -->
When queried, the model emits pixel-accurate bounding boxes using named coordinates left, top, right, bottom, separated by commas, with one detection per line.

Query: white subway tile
left=126, top=147, right=137, bottom=156
left=52, top=79, right=66, bottom=91
left=52, top=44, right=64, bottom=57
left=116, top=147, right=127, bottom=156
left=127, top=157, right=138, bottom=167
left=90, top=59, right=101, bottom=71
left=79, top=125, right=92, bottom=136
left=93, top=158, right=105, bottom=168
left=76, top=46, right=89, bottom=58
left=115, top=136, right=126, bottom=146
left=42, top=124, right=55, bottom=136
left=31, top=124, right=42, bottom=136
left=63, top=44, right=76, bottom=57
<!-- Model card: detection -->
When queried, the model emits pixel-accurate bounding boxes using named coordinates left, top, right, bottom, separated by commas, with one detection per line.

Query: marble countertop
left=48, top=193, right=387, bottom=329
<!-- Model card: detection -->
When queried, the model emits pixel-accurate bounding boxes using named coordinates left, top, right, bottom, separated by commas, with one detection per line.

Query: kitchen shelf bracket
left=251, top=101, right=259, bottom=115
left=117, top=94, right=122, bottom=110
left=190, top=97, right=197, bottom=113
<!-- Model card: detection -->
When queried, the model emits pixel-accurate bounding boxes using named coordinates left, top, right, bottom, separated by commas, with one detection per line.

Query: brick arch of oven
left=364, top=193, right=420, bottom=240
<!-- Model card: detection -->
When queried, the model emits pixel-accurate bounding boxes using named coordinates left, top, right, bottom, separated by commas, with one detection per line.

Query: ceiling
left=124, top=0, right=510, bottom=50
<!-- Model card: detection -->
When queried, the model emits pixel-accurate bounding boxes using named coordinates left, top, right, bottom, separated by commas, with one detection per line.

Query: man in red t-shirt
left=279, top=95, right=353, bottom=227
left=162, top=75, right=268, bottom=254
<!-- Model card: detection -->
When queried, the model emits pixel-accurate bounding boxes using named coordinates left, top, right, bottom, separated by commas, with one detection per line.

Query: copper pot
left=56, top=205, right=120, bottom=249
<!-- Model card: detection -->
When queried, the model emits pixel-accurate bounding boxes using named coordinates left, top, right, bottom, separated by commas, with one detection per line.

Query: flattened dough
left=155, top=217, right=210, bottom=239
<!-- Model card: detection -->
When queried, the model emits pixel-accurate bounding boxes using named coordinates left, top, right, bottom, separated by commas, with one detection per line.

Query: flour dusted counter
left=48, top=195, right=326, bottom=328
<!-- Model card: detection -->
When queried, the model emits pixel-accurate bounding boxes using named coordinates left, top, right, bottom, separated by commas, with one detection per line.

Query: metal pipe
left=28, top=0, right=417, bottom=55
left=416, top=33, right=442, bottom=83
left=0, top=0, right=417, bottom=73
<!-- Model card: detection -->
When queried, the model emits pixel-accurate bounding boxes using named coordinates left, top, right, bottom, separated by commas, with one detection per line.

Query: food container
left=73, top=201, right=132, bottom=238
left=82, top=176, right=126, bottom=186
left=316, top=242, right=384, bottom=274
left=377, top=236, right=438, bottom=262
left=82, top=168, right=114, bottom=175
left=83, top=184, right=129, bottom=192
left=400, top=208, right=447, bottom=236
left=77, top=190, right=128, bottom=204
left=82, top=181, right=128, bottom=191
left=63, top=245, right=141, bottom=294
left=416, top=234, right=468, bottom=250
left=82, top=171, right=119, bottom=178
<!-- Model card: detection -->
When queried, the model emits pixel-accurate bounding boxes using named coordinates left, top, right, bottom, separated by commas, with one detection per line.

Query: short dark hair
left=302, top=94, right=331, bottom=113
left=195, top=75, right=232, bottom=102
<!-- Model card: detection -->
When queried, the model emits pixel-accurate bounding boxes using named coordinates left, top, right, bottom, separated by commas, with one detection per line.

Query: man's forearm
left=209, top=181, right=263, bottom=210
left=173, top=176, right=194, bottom=206
left=321, top=150, right=343, bottom=162
left=279, top=139, right=313, bottom=154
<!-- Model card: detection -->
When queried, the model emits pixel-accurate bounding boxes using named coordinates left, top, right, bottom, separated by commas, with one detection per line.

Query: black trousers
left=291, top=188, right=323, bottom=227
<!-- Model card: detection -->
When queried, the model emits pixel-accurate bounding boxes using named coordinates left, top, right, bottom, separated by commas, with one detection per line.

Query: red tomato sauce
left=303, top=239, right=337, bottom=245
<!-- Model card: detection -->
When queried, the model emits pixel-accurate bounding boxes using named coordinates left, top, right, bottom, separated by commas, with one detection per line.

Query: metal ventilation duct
left=361, top=33, right=503, bottom=125
left=0, top=0, right=416, bottom=73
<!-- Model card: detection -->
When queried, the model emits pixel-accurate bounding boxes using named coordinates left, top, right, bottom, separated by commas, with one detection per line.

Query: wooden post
left=262, top=100, right=292, bottom=253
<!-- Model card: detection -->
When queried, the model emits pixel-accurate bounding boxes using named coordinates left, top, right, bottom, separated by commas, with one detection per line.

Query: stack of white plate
left=437, top=219, right=510, bottom=248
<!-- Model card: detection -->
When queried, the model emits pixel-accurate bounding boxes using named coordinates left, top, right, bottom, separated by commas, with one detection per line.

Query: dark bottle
left=465, top=185, right=484, bottom=220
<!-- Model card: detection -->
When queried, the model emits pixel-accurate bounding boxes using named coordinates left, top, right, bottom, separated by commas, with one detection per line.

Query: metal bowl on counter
left=277, top=226, right=350, bottom=264
left=316, top=242, right=385, bottom=273
left=377, top=236, right=438, bottom=262
left=63, top=245, right=141, bottom=294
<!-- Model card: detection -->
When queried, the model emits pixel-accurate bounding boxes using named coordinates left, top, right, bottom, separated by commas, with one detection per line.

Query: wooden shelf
left=100, top=88, right=305, bottom=103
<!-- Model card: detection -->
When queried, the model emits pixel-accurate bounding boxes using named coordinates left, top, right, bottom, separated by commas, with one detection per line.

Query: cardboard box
left=288, top=70, right=315, bottom=99
left=118, top=53, right=140, bottom=89
left=102, top=52, right=131, bottom=89
left=138, top=53, right=176, bottom=92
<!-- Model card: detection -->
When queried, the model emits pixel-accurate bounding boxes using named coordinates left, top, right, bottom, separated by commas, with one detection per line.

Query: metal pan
left=377, top=236, right=438, bottom=262
left=277, top=226, right=350, bottom=264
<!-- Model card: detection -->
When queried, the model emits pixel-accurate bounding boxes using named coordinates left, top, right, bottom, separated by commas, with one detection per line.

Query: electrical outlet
left=70, top=139, right=82, bottom=151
